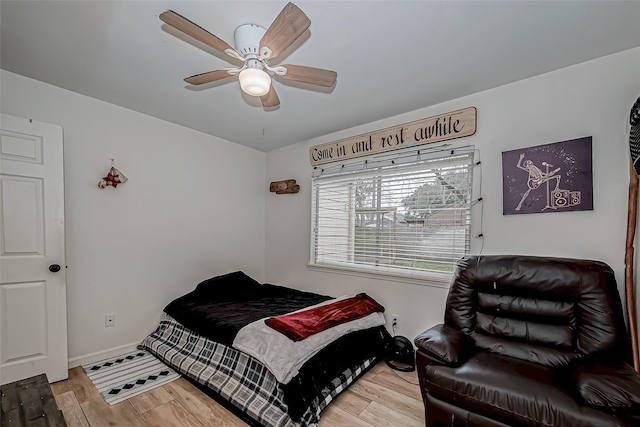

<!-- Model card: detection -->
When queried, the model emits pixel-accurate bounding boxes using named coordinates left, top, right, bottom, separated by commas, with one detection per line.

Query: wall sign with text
left=309, top=107, right=477, bottom=166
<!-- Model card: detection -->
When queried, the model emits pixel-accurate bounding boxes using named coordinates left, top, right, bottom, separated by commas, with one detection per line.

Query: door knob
left=49, top=264, right=61, bottom=273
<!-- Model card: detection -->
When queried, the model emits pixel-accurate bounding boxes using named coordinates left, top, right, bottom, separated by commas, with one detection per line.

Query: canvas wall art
left=502, top=137, right=593, bottom=215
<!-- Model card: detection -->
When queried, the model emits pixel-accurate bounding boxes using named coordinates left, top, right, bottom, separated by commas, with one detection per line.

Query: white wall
left=1, top=70, right=266, bottom=364
left=1, top=47, right=638, bottom=365
left=265, top=48, right=640, bottom=342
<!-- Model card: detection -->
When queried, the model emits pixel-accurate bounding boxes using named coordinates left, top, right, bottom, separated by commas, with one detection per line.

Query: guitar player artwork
left=502, top=137, right=593, bottom=215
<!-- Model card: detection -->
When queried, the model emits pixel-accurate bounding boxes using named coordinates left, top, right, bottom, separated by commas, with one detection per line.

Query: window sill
left=306, top=263, right=452, bottom=289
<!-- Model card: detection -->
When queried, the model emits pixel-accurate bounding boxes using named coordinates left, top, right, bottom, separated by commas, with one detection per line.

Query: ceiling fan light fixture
left=239, top=68, right=271, bottom=97
left=160, top=3, right=335, bottom=107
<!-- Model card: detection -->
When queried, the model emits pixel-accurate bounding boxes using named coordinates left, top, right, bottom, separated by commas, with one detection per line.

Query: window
left=310, top=150, right=474, bottom=283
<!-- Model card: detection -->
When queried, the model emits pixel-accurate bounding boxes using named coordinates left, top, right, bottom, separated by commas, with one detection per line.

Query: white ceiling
left=2, top=1, right=640, bottom=152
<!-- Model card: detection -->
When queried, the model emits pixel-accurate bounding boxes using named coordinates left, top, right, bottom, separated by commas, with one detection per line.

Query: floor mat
left=81, top=349, right=180, bottom=405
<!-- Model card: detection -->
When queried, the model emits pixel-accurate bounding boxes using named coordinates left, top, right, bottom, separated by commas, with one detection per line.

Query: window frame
left=308, top=148, right=476, bottom=287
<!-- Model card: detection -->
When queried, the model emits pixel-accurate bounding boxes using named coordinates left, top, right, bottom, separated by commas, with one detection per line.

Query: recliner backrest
left=445, top=255, right=627, bottom=367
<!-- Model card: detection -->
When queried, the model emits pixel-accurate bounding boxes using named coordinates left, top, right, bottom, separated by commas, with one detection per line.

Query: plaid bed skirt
left=139, top=313, right=375, bottom=427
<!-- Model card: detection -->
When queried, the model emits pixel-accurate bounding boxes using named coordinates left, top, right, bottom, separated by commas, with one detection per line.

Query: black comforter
left=164, top=271, right=390, bottom=420
left=164, top=271, right=332, bottom=345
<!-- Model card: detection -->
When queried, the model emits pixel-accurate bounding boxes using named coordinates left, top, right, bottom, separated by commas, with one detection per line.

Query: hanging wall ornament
left=98, top=159, right=128, bottom=189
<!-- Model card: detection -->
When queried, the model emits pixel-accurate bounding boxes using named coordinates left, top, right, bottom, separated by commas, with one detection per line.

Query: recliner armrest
left=414, top=324, right=474, bottom=367
left=574, top=358, right=640, bottom=415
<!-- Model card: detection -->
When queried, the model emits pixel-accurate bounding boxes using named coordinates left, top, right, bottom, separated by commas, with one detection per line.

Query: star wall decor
left=98, top=160, right=128, bottom=189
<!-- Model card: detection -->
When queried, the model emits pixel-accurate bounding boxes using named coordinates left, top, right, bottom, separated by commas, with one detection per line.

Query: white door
left=0, top=114, right=68, bottom=384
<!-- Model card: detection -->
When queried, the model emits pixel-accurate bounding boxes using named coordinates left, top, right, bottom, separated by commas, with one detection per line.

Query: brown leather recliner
left=415, top=255, right=640, bottom=427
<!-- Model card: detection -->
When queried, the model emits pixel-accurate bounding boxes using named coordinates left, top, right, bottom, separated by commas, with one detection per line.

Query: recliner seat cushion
left=424, top=352, right=629, bottom=427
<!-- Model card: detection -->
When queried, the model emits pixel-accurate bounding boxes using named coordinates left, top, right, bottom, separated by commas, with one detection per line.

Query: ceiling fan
left=160, top=2, right=337, bottom=108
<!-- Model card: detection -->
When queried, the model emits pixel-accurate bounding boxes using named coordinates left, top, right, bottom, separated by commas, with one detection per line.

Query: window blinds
left=311, top=152, right=473, bottom=278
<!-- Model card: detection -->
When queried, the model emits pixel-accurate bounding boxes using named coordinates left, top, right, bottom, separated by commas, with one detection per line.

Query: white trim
left=68, top=341, right=141, bottom=368
left=307, top=263, right=452, bottom=289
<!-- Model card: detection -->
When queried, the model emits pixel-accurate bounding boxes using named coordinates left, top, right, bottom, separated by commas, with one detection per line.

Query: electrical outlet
left=105, top=314, right=115, bottom=328
left=391, top=314, right=400, bottom=330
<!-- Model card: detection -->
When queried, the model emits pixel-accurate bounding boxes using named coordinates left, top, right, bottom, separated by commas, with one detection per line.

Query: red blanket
left=265, top=293, right=385, bottom=341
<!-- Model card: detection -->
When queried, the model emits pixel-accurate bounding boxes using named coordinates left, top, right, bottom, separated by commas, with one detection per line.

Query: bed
left=138, top=271, right=390, bottom=427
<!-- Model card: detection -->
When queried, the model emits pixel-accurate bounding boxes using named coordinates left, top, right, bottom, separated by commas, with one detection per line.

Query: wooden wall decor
left=309, top=107, right=476, bottom=166
left=270, top=179, right=300, bottom=194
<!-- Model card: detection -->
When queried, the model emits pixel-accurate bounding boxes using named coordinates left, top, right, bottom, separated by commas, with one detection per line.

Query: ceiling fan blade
left=260, top=2, right=310, bottom=59
left=184, top=70, right=232, bottom=85
left=160, top=10, right=237, bottom=56
left=260, top=85, right=280, bottom=108
left=279, top=64, right=337, bottom=87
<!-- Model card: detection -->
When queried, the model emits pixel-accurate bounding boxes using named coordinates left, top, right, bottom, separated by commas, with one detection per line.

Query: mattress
left=139, top=313, right=380, bottom=427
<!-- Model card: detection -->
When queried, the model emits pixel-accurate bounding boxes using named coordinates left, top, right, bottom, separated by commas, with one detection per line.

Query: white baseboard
left=68, top=342, right=141, bottom=368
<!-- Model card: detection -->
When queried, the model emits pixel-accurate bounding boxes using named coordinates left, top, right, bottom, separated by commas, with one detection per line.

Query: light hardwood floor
left=50, top=361, right=425, bottom=427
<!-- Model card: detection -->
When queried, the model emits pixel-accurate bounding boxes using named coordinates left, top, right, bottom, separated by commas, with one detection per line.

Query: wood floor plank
left=349, top=379, right=424, bottom=423
left=54, top=390, right=81, bottom=410
left=50, top=379, right=74, bottom=396
left=140, top=400, right=204, bottom=427
left=61, top=404, right=92, bottom=427
left=63, top=359, right=426, bottom=427
left=319, top=404, right=373, bottom=427
left=368, top=361, right=387, bottom=375
left=54, top=391, right=91, bottom=427
left=81, top=398, right=147, bottom=427
left=68, top=367, right=101, bottom=404
left=360, top=362, right=386, bottom=383
left=163, top=378, right=248, bottom=426
left=358, top=400, right=423, bottom=427
left=129, top=385, right=174, bottom=414
left=387, top=366, right=419, bottom=384
left=370, top=370, right=422, bottom=401
left=331, top=389, right=371, bottom=416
